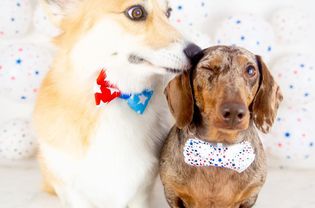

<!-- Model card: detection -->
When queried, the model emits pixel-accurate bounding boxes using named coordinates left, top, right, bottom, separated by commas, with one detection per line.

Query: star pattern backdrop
left=0, top=0, right=314, bottom=169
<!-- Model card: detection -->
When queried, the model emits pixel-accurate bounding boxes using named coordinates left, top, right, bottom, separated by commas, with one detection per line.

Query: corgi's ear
left=41, top=0, right=83, bottom=25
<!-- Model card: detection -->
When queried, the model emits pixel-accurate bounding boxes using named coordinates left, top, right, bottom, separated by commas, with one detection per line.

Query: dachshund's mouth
left=205, top=121, right=250, bottom=144
left=128, top=54, right=184, bottom=74
left=207, top=130, right=245, bottom=145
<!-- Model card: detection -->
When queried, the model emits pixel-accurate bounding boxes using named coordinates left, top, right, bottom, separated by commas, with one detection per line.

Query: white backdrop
left=0, top=0, right=315, bottom=167
left=0, top=1, right=315, bottom=208
left=1, top=0, right=314, bottom=123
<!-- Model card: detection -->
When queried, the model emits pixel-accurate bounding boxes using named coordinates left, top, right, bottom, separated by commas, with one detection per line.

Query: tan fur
left=35, top=0, right=178, bottom=153
left=38, top=152, right=58, bottom=195
left=51, top=0, right=181, bottom=50
left=34, top=0, right=180, bottom=195
left=34, top=69, right=100, bottom=154
left=34, top=67, right=100, bottom=191
left=160, top=46, right=283, bottom=208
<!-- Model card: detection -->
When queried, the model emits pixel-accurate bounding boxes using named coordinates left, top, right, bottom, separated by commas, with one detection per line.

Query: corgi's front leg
left=55, top=185, right=95, bottom=208
left=128, top=172, right=157, bottom=208
left=128, top=186, right=152, bottom=208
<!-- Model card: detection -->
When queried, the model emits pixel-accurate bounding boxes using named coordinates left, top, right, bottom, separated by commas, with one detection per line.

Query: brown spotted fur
left=160, top=46, right=283, bottom=208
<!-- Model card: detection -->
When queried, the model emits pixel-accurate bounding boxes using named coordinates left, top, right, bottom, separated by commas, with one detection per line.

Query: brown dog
left=160, top=46, right=283, bottom=208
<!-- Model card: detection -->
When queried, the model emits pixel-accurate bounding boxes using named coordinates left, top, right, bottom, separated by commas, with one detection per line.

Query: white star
left=138, top=94, right=148, bottom=105
left=107, top=87, right=119, bottom=95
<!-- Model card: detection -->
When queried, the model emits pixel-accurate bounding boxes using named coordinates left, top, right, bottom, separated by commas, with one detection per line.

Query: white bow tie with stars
left=183, top=138, right=256, bottom=173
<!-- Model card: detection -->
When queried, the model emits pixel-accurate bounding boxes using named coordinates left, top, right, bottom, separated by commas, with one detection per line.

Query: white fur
left=42, top=89, right=172, bottom=207
left=40, top=1, right=188, bottom=207
left=71, top=18, right=190, bottom=92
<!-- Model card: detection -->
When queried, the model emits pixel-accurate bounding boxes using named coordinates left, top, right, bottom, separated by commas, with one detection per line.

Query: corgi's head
left=44, top=0, right=201, bottom=92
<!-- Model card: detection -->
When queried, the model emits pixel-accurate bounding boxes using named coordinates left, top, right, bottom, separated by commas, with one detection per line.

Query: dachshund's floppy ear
left=164, top=71, right=194, bottom=129
left=41, top=0, right=83, bottom=25
left=252, top=56, right=283, bottom=133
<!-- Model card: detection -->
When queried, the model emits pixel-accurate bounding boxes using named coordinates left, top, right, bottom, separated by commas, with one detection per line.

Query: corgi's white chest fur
left=36, top=2, right=191, bottom=206
left=42, top=86, right=172, bottom=207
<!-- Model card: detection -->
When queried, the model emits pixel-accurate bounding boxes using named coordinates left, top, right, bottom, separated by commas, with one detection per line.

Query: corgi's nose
left=184, top=43, right=203, bottom=64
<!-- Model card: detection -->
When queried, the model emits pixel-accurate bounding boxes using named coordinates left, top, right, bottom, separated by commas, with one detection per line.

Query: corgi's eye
left=125, top=5, right=147, bottom=21
left=166, top=8, right=172, bottom=18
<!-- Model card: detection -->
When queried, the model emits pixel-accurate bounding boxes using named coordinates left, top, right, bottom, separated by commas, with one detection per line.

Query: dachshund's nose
left=184, top=43, right=203, bottom=63
left=219, top=103, right=248, bottom=128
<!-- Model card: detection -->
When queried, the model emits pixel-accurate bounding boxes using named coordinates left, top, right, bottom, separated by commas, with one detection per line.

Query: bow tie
left=94, top=70, right=153, bottom=115
left=183, top=138, right=255, bottom=173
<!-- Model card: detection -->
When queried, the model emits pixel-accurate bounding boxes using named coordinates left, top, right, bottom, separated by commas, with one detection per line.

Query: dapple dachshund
left=160, top=46, right=283, bottom=208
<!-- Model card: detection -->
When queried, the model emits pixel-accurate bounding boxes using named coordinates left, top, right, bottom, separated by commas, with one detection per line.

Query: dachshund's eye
left=125, top=5, right=147, bottom=21
left=166, top=8, right=172, bottom=18
left=245, top=65, right=257, bottom=78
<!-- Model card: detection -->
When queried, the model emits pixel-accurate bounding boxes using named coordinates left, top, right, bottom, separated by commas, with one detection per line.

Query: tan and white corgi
left=33, top=0, right=201, bottom=207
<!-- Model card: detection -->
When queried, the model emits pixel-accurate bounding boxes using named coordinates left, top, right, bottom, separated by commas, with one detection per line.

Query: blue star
left=284, top=132, right=291, bottom=138
left=16, top=59, right=22, bottom=65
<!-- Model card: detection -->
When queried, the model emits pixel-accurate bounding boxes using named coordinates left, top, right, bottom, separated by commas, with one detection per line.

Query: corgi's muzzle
left=129, top=43, right=202, bottom=74
left=128, top=55, right=183, bottom=74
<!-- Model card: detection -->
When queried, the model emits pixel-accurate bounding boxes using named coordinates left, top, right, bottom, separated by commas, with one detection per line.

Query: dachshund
left=160, top=46, right=283, bottom=208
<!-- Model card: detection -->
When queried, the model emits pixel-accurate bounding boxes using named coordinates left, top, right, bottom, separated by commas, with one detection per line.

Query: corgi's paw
left=128, top=197, right=150, bottom=208
left=55, top=185, right=94, bottom=208
left=128, top=188, right=151, bottom=208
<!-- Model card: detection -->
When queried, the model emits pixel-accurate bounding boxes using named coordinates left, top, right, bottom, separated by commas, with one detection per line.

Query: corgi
left=33, top=0, right=201, bottom=207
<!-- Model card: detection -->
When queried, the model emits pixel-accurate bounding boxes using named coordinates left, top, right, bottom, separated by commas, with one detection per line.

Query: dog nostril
left=184, top=43, right=202, bottom=62
left=237, top=112, right=244, bottom=120
left=223, top=110, right=231, bottom=119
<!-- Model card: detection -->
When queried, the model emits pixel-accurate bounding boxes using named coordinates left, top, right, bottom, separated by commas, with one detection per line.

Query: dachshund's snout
left=219, top=102, right=248, bottom=129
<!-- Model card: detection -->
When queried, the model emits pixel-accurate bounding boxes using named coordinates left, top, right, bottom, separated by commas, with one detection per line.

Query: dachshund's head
left=165, top=46, right=283, bottom=144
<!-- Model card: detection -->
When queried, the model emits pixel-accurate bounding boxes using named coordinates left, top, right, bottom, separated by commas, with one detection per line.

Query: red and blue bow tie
left=94, top=70, right=153, bottom=115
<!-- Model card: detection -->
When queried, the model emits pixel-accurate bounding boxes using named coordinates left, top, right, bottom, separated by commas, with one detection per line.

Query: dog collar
left=94, top=70, right=153, bottom=115
left=183, top=138, right=255, bottom=173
